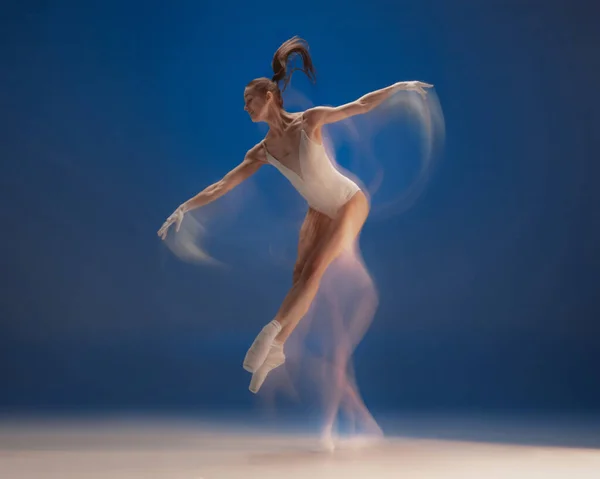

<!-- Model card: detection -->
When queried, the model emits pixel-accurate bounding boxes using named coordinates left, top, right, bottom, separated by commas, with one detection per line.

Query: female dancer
left=158, top=36, right=432, bottom=394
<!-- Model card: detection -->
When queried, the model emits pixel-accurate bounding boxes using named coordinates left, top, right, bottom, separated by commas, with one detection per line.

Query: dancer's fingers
left=158, top=223, right=169, bottom=239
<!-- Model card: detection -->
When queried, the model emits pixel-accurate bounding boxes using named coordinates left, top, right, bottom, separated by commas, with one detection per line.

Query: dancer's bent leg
left=243, top=192, right=369, bottom=376
left=275, top=192, right=370, bottom=343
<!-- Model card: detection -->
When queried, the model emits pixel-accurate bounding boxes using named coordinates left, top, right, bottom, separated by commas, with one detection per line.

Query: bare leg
left=275, top=192, right=370, bottom=343
left=293, top=207, right=331, bottom=279
left=244, top=208, right=328, bottom=376
left=267, top=208, right=329, bottom=399
left=244, top=192, right=369, bottom=380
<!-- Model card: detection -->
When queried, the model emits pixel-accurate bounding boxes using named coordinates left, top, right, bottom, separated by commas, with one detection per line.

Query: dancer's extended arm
left=305, top=81, right=433, bottom=127
left=157, top=143, right=265, bottom=239
left=183, top=155, right=263, bottom=212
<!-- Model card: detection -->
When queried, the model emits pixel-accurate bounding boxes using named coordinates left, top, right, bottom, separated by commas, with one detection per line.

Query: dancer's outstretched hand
left=157, top=205, right=185, bottom=240
left=397, top=81, right=434, bottom=100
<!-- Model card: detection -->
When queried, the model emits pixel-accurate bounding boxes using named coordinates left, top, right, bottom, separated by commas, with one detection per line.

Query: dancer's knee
left=298, top=255, right=328, bottom=286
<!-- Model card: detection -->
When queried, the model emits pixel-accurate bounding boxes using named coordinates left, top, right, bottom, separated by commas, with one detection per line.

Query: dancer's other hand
left=157, top=204, right=186, bottom=240
left=396, top=81, right=434, bottom=100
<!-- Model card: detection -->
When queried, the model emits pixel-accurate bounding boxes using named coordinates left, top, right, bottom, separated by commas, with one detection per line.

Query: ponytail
left=246, top=36, right=316, bottom=108
left=271, top=36, right=316, bottom=92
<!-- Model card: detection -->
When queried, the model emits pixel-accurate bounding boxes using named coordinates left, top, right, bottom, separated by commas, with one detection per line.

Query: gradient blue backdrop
left=1, top=0, right=598, bottom=416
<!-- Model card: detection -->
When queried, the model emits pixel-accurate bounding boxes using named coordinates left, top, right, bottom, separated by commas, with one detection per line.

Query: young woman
left=158, top=36, right=432, bottom=394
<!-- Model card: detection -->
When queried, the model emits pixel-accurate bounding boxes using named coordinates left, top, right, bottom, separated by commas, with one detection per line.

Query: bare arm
left=182, top=149, right=264, bottom=212
left=157, top=143, right=266, bottom=239
left=304, top=81, right=433, bottom=127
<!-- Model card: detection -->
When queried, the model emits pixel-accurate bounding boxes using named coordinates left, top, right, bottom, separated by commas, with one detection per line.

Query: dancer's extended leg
left=243, top=192, right=369, bottom=377
left=243, top=208, right=327, bottom=374
left=274, top=196, right=368, bottom=344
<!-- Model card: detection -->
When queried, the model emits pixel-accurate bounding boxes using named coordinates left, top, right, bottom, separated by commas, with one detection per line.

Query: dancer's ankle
left=275, top=328, right=289, bottom=344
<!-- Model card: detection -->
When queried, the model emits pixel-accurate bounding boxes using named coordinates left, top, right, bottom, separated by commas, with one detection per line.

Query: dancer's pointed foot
left=319, top=435, right=336, bottom=453
left=319, top=425, right=336, bottom=452
left=249, top=341, right=285, bottom=393
left=243, top=320, right=281, bottom=373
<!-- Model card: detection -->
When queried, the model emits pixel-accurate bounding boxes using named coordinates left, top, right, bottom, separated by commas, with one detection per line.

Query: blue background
left=1, top=1, right=598, bottom=416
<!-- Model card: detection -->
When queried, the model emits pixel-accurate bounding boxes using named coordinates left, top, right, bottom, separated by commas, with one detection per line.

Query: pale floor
left=1, top=417, right=599, bottom=479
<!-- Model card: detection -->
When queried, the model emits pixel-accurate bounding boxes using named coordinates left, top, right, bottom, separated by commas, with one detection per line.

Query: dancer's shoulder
left=245, top=141, right=269, bottom=164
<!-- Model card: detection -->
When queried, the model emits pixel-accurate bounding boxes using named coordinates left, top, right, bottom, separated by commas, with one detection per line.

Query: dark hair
left=246, top=36, right=316, bottom=108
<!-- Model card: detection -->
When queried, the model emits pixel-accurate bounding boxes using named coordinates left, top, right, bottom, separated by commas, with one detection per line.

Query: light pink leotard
left=264, top=129, right=361, bottom=219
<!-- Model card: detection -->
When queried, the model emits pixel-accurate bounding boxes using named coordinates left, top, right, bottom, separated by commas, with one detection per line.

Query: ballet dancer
left=157, top=36, right=432, bottom=393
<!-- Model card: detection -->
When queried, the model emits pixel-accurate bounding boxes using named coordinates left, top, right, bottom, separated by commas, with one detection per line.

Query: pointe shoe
left=249, top=341, right=285, bottom=394
left=243, top=320, right=282, bottom=373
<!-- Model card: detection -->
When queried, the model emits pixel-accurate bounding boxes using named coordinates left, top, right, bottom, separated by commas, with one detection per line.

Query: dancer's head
left=244, top=36, right=316, bottom=122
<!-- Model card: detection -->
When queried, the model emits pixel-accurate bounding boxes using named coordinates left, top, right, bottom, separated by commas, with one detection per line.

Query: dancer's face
left=244, top=87, right=272, bottom=122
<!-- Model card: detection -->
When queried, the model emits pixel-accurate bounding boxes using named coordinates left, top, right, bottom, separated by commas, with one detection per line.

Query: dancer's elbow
left=221, top=157, right=263, bottom=192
